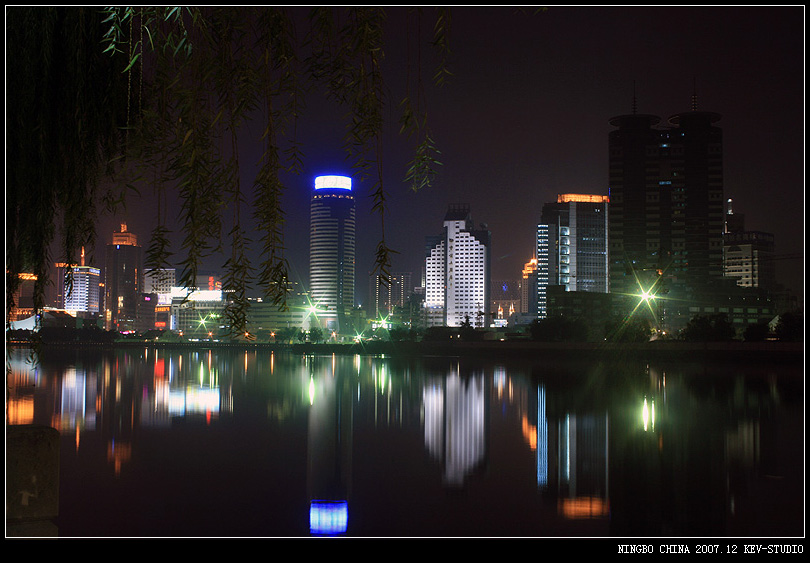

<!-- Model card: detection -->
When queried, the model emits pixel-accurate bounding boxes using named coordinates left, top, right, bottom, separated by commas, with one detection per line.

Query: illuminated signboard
left=314, top=175, right=352, bottom=191
left=169, top=287, right=223, bottom=302
left=557, top=193, right=610, bottom=204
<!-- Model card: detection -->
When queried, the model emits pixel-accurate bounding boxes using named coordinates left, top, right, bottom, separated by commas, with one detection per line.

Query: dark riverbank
left=14, top=339, right=804, bottom=365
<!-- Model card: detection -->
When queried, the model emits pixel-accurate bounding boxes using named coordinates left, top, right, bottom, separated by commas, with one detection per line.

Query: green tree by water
left=308, top=326, right=324, bottom=343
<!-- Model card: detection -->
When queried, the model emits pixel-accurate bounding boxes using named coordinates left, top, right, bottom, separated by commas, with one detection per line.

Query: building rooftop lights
left=557, top=194, right=610, bottom=203
left=315, top=175, right=352, bottom=191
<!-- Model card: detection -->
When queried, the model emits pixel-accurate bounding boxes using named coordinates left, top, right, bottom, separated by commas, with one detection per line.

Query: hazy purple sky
left=102, top=6, right=805, bottom=304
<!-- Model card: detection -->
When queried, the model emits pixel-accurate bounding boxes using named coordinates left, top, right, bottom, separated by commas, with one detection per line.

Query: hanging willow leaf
left=431, top=7, right=453, bottom=87
left=405, top=133, right=443, bottom=193
left=221, top=225, right=254, bottom=337
left=145, top=224, right=175, bottom=273
left=7, top=7, right=130, bottom=325
left=7, top=6, right=456, bottom=335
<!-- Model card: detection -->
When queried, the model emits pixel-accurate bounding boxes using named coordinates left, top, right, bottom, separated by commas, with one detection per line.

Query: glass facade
left=310, top=176, right=356, bottom=332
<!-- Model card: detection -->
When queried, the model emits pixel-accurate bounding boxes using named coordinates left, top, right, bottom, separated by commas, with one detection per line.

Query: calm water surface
left=6, top=346, right=804, bottom=538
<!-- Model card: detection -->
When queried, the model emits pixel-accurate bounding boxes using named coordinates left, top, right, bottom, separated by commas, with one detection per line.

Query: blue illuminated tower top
left=314, top=175, right=352, bottom=192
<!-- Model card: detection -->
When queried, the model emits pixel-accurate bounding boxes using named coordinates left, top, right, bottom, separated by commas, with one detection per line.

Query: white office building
left=63, top=265, right=101, bottom=313
left=424, top=205, right=491, bottom=327
left=144, top=268, right=177, bottom=304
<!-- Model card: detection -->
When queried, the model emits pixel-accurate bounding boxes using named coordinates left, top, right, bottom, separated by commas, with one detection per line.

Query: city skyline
left=81, top=7, right=802, bottom=305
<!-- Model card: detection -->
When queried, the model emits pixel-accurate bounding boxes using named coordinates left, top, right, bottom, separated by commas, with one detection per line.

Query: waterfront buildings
left=424, top=205, right=491, bottom=327
left=104, top=223, right=143, bottom=332
left=535, top=224, right=551, bottom=319
left=8, top=273, right=37, bottom=323
left=55, top=248, right=100, bottom=314
left=542, top=194, right=610, bottom=294
left=491, top=279, right=520, bottom=326
left=535, top=194, right=610, bottom=320
left=144, top=268, right=176, bottom=300
left=167, top=287, right=225, bottom=338
left=723, top=199, right=776, bottom=291
left=608, top=101, right=726, bottom=332
left=608, top=105, right=725, bottom=297
left=62, top=265, right=101, bottom=313
left=369, top=272, right=413, bottom=321
left=309, top=175, right=356, bottom=333
left=520, top=258, right=537, bottom=316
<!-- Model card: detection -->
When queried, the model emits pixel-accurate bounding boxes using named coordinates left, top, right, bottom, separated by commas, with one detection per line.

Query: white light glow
left=315, top=175, right=352, bottom=191
left=170, top=287, right=223, bottom=302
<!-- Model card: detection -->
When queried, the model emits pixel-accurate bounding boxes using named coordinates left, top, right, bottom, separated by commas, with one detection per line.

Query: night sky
left=101, top=6, right=805, bottom=306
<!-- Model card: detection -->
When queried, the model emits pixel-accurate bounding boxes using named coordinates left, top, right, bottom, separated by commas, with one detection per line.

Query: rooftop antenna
left=691, top=78, right=698, bottom=111
left=632, top=81, right=638, bottom=115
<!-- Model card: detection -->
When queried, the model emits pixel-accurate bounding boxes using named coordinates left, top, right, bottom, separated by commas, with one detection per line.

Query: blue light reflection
left=309, top=500, right=348, bottom=535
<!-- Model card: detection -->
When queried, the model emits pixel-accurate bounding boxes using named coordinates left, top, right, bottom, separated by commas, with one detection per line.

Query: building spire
left=691, top=78, right=698, bottom=111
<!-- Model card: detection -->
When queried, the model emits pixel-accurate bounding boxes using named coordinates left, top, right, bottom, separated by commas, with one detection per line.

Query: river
left=5, top=345, right=804, bottom=539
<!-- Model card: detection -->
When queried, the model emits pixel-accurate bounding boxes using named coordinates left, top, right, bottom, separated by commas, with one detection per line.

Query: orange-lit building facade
left=536, top=193, right=609, bottom=319
left=104, top=223, right=143, bottom=332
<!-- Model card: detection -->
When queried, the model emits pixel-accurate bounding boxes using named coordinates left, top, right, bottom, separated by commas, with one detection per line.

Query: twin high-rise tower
left=607, top=105, right=725, bottom=303
left=531, top=99, right=727, bottom=332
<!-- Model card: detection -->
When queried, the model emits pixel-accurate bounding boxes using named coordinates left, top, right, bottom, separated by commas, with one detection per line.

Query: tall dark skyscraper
left=309, top=175, right=356, bottom=333
left=608, top=102, right=724, bottom=306
left=104, top=223, right=143, bottom=331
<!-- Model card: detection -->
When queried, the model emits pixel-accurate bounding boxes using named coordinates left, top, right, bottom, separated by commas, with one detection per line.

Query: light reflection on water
left=6, top=346, right=804, bottom=538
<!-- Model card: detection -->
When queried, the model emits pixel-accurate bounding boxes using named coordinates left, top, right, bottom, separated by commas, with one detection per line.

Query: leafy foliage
left=529, top=316, right=590, bottom=342
left=6, top=7, right=451, bottom=335
left=6, top=7, right=131, bottom=321
left=678, top=314, right=736, bottom=342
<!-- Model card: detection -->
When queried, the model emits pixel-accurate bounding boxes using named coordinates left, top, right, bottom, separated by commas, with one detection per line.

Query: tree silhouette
left=6, top=6, right=450, bottom=335
left=679, top=314, right=736, bottom=342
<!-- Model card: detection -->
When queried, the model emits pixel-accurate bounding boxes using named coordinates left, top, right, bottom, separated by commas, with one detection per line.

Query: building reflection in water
left=5, top=347, right=802, bottom=537
left=508, top=372, right=610, bottom=520
left=424, top=364, right=487, bottom=487
left=306, top=354, right=352, bottom=535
